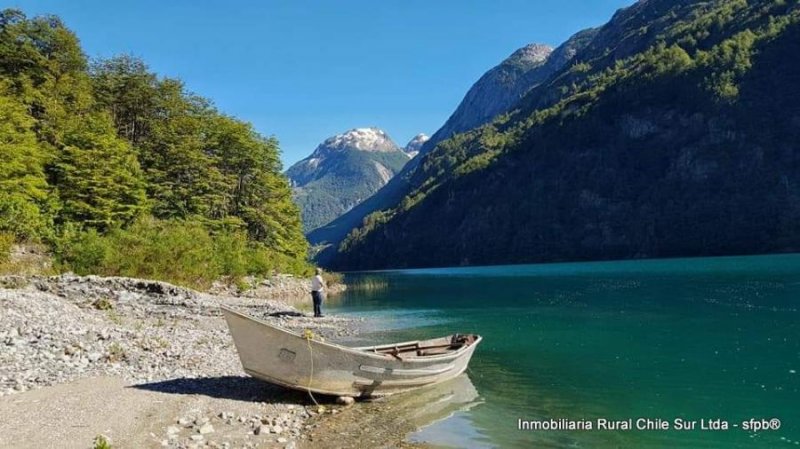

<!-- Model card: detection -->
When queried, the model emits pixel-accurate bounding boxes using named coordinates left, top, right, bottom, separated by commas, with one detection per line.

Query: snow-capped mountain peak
left=285, top=127, right=411, bottom=232
left=314, top=127, right=399, bottom=155
left=403, top=133, right=429, bottom=158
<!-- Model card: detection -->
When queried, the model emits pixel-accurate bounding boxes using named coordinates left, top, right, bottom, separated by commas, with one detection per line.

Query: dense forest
left=329, top=0, right=800, bottom=270
left=0, top=10, right=309, bottom=287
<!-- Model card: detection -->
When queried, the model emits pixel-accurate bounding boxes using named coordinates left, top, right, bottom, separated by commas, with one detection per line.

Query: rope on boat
left=303, top=329, right=321, bottom=408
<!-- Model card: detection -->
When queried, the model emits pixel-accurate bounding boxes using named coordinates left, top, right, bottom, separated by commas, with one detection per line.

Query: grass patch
left=0, top=236, right=53, bottom=276
left=346, top=277, right=389, bottom=292
left=105, top=310, right=123, bottom=325
left=93, top=435, right=112, bottom=449
left=107, top=342, right=126, bottom=362
left=92, top=297, right=113, bottom=311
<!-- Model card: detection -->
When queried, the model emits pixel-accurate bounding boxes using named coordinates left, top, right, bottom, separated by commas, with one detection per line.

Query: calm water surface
left=328, top=254, right=800, bottom=448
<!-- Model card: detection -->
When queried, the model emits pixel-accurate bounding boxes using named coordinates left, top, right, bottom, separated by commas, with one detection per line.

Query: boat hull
left=221, top=306, right=481, bottom=397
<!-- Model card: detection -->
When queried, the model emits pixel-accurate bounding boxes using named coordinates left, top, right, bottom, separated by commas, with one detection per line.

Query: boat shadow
left=130, top=375, right=331, bottom=404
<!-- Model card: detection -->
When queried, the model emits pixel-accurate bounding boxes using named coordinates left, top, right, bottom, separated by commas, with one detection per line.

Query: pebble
left=0, top=273, right=353, bottom=449
left=195, top=417, right=210, bottom=426
left=0, top=274, right=356, bottom=395
left=336, top=396, right=355, bottom=406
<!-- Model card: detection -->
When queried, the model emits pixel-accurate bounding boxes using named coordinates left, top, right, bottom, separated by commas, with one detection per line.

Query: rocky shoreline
left=208, top=275, right=346, bottom=304
left=0, top=274, right=361, bottom=449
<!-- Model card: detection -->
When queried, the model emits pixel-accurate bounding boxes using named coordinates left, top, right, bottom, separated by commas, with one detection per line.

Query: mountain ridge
left=328, top=0, right=800, bottom=270
left=308, top=31, right=599, bottom=258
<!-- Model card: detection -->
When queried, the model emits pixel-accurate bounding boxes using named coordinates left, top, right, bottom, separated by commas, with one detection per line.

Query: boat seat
left=417, top=347, right=452, bottom=356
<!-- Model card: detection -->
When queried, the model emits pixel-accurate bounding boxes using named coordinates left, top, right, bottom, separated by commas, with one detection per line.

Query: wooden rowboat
left=221, top=306, right=482, bottom=398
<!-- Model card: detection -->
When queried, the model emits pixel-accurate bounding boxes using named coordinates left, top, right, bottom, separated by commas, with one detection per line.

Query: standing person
left=311, top=268, right=326, bottom=318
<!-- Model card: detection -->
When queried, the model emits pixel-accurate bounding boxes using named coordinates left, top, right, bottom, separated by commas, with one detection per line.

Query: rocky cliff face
left=285, top=128, right=411, bottom=232
left=423, top=43, right=553, bottom=153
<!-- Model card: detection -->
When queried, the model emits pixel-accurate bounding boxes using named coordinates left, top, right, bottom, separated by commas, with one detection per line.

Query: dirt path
left=0, top=376, right=180, bottom=448
left=0, top=375, right=325, bottom=449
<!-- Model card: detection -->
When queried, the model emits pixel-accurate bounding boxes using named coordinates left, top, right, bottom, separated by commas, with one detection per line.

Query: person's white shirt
left=311, top=274, right=325, bottom=292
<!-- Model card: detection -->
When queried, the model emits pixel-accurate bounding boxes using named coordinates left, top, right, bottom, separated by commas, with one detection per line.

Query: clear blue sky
left=13, top=0, right=631, bottom=167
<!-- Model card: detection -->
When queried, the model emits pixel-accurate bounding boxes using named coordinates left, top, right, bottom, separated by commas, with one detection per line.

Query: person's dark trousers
left=312, top=290, right=322, bottom=317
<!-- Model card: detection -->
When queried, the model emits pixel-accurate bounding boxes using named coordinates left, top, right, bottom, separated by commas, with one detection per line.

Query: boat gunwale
left=220, top=305, right=482, bottom=363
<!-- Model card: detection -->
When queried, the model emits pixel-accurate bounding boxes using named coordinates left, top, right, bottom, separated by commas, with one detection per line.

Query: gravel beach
left=0, top=274, right=360, bottom=449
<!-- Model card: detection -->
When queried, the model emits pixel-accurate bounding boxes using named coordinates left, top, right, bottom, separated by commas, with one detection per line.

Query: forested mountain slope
left=308, top=33, right=595, bottom=256
left=330, top=0, right=800, bottom=270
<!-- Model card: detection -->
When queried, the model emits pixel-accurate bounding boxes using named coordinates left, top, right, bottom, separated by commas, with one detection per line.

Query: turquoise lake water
left=328, top=254, right=800, bottom=449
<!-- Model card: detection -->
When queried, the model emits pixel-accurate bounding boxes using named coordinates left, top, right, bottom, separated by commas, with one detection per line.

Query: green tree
left=90, top=55, right=159, bottom=145
left=138, top=79, right=229, bottom=220
left=53, top=113, right=147, bottom=229
left=654, top=44, right=693, bottom=75
left=0, top=9, right=312, bottom=280
left=207, top=115, right=307, bottom=258
left=0, top=9, right=94, bottom=145
left=0, top=90, right=51, bottom=238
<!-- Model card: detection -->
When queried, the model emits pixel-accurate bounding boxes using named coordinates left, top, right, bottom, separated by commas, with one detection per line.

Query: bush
left=104, top=219, right=218, bottom=288
left=0, top=194, right=51, bottom=241
left=53, top=217, right=313, bottom=289
left=53, top=226, right=110, bottom=275
left=212, top=231, right=249, bottom=278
